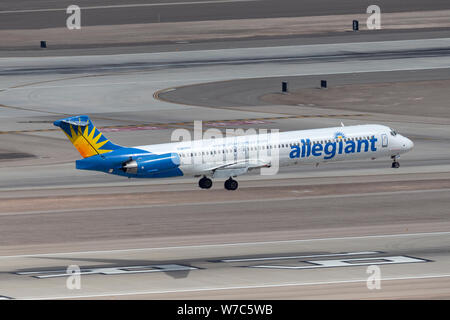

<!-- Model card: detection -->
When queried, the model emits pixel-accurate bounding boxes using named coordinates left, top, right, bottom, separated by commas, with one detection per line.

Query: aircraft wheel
left=392, top=161, right=400, bottom=168
left=224, top=178, right=238, bottom=191
left=199, top=177, right=213, bottom=189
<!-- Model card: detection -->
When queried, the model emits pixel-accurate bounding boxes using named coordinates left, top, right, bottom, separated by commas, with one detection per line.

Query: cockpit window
left=390, top=130, right=397, bottom=136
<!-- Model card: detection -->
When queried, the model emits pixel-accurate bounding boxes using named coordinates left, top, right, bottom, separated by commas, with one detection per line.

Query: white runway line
left=2, top=38, right=449, bottom=67
left=30, top=273, right=450, bottom=300
left=0, top=0, right=259, bottom=14
left=4, top=63, right=450, bottom=91
left=0, top=231, right=449, bottom=259
left=220, top=251, right=380, bottom=262
left=252, top=255, right=428, bottom=269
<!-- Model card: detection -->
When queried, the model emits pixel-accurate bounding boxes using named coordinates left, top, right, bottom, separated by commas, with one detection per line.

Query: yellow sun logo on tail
left=54, top=115, right=122, bottom=158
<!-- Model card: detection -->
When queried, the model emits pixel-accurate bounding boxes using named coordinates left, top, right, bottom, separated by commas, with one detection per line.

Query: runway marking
left=0, top=114, right=365, bottom=135
left=251, top=255, right=428, bottom=269
left=1, top=188, right=449, bottom=217
left=5, top=50, right=450, bottom=78
left=0, top=0, right=259, bottom=14
left=205, top=120, right=273, bottom=127
left=101, top=126, right=168, bottom=132
left=218, top=251, right=380, bottom=262
left=0, top=231, right=449, bottom=259
left=28, top=273, right=450, bottom=300
left=16, top=264, right=198, bottom=279
left=3, top=56, right=450, bottom=80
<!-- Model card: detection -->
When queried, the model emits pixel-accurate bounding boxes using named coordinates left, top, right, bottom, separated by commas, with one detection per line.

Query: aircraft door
left=381, top=134, right=388, bottom=147
left=242, top=141, right=249, bottom=164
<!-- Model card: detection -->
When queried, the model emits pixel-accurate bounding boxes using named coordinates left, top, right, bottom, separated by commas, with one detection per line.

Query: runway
left=0, top=2, right=450, bottom=298
left=1, top=231, right=450, bottom=299
left=1, top=170, right=450, bottom=299
left=2, top=175, right=450, bottom=244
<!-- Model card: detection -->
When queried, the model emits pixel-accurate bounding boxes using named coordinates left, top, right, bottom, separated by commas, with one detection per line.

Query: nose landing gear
left=391, top=156, right=400, bottom=168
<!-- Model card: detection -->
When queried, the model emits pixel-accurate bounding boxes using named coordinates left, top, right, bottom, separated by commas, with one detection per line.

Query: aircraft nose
left=404, top=137, right=414, bottom=150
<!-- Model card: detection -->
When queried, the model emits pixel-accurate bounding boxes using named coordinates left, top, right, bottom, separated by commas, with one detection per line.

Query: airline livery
left=54, top=115, right=414, bottom=190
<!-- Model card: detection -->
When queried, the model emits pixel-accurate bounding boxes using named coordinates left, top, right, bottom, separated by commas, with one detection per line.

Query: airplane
left=54, top=115, right=414, bottom=190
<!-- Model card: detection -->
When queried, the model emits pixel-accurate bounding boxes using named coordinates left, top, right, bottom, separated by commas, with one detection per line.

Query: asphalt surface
left=1, top=231, right=449, bottom=299
left=2, top=38, right=450, bottom=76
left=2, top=29, right=450, bottom=58
left=2, top=178, right=450, bottom=245
left=158, top=68, right=450, bottom=108
left=0, top=22, right=449, bottom=298
left=1, top=0, right=449, bottom=29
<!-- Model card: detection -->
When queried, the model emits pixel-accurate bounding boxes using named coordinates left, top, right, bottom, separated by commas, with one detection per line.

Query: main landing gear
left=198, top=176, right=212, bottom=189
left=391, top=156, right=400, bottom=168
left=224, top=177, right=238, bottom=191
left=198, top=176, right=239, bottom=190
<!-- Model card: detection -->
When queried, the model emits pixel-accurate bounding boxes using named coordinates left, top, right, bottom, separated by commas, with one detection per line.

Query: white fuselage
left=135, top=124, right=414, bottom=177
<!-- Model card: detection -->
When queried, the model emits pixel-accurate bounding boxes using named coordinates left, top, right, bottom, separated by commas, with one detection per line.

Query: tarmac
left=0, top=2, right=449, bottom=299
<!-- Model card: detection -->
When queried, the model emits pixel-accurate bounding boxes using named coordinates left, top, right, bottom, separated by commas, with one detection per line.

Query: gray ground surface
left=0, top=19, right=449, bottom=298
left=1, top=230, right=450, bottom=299
left=1, top=0, right=449, bottom=29
left=1, top=29, right=450, bottom=58
left=263, top=79, right=450, bottom=118
left=158, top=68, right=450, bottom=109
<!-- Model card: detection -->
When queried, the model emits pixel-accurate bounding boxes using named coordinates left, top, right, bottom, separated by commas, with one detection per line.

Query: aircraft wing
left=206, top=159, right=271, bottom=178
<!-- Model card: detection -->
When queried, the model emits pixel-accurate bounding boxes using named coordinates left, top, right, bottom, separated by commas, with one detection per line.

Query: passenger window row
left=178, top=136, right=375, bottom=157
